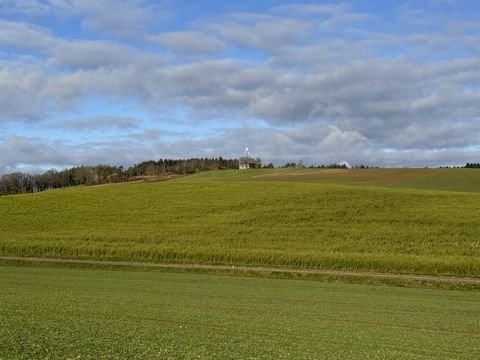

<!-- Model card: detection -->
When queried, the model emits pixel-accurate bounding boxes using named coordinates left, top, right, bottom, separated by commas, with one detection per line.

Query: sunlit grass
left=1, top=169, right=479, bottom=276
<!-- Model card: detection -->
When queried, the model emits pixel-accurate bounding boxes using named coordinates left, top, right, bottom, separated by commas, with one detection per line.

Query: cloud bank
left=0, top=0, right=479, bottom=173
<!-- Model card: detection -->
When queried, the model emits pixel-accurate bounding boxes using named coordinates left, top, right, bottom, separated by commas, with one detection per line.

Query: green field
left=1, top=265, right=478, bottom=359
left=1, top=168, right=479, bottom=276
left=1, top=169, right=479, bottom=359
left=185, top=168, right=480, bottom=192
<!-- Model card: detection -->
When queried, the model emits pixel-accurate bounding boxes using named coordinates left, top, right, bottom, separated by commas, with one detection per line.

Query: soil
left=1, top=256, right=479, bottom=285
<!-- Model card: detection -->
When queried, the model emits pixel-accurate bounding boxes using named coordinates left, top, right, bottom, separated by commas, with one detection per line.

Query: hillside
left=1, top=168, right=479, bottom=277
left=186, top=168, right=480, bottom=192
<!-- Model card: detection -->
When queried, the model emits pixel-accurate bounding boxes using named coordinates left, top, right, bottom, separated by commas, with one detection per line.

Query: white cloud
left=151, top=31, right=226, bottom=53
left=0, top=1, right=479, bottom=171
left=319, top=126, right=369, bottom=151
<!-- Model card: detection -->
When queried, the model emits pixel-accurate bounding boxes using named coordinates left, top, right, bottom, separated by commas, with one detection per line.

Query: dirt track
left=1, top=256, right=479, bottom=285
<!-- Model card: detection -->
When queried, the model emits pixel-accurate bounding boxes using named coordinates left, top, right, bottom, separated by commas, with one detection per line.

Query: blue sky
left=0, top=0, right=479, bottom=174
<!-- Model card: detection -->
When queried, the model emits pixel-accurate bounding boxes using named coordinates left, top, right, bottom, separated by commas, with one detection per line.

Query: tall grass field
left=1, top=168, right=479, bottom=276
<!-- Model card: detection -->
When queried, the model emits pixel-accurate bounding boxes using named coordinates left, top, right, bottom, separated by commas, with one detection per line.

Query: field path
left=1, top=256, right=479, bottom=285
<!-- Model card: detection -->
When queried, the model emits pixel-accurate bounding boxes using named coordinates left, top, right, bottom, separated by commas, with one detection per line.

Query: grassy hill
left=187, top=167, right=480, bottom=192
left=1, top=168, right=479, bottom=276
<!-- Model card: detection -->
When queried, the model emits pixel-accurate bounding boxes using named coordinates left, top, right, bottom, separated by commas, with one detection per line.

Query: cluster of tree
left=0, top=158, right=239, bottom=196
left=351, top=164, right=379, bottom=169
left=309, top=163, right=349, bottom=169
left=281, top=162, right=377, bottom=169
left=465, top=163, right=480, bottom=168
left=127, top=157, right=239, bottom=176
left=281, top=162, right=303, bottom=168
left=0, top=165, right=126, bottom=195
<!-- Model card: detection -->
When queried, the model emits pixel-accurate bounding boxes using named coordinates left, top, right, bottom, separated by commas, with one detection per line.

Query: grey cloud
left=138, top=60, right=251, bottom=107
left=373, top=148, right=480, bottom=168
left=156, top=125, right=370, bottom=167
left=0, top=21, right=157, bottom=70
left=0, top=136, right=71, bottom=173
left=0, top=0, right=51, bottom=17
left=395, top=1, right=472, bottom=31
left=57, top=116, right=140, bottom=131
left=211, top=126, right=479, bottom=168
left=248, top=58, right=479, bottom=124
left=391, top=121, right=480, bottom=150
left=0, top=64, right=47, bottom=120
left=271, top=2, right=370, bottom=30
left=269, top=42, right=371, bottom=68
left=320, top=12, right=370, bottom=30
left=42, top=63, right=154, bottom=107
left=49, top=0, right=166, bottom=37
left=271, top=3, right=351, bottom=16
left=0, top=135, right=156, bottom=175
left=0, top=20, right=56, bottom=50
left=3, top=53, right=479, bottom=157
left=1, top=121, right=478, bottom=176
left=0, top=1, right=479, bottom=169
left=406, top=31, right=480, bottom=59
left=151, top=31, right=226, bottom=53
left=69, top=139, right=158, bottom=166
left=208, top=16, right=311, bottom=51
left=50, top=40, right=157, bottom=69
left=127, top=128, right=177, bottom=141
left=1, top=0, right=167, bottom=37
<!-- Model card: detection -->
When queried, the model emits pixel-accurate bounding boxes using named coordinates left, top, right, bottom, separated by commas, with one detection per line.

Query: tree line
left=281, top=162, right=375, bottom=169
left=0, top=158, right=239, bottom=196
left=465, top=163, right=480, bottom=168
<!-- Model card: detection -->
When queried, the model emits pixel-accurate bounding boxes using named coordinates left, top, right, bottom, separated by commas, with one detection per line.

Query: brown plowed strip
left=1, top=256, right=479, bottom=285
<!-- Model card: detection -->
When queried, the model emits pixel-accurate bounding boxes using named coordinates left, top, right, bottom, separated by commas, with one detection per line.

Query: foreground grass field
left=1, top=168, right=479, bottom=276
left=0, top=265, right=478, bottom=359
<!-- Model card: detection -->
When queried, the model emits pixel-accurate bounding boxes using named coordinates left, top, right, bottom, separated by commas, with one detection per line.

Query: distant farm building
left=239, top=157, right=261, bottom=170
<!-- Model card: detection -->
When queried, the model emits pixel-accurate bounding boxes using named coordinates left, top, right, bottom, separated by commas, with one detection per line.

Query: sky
left=0, top=0, right=479, bottom=174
